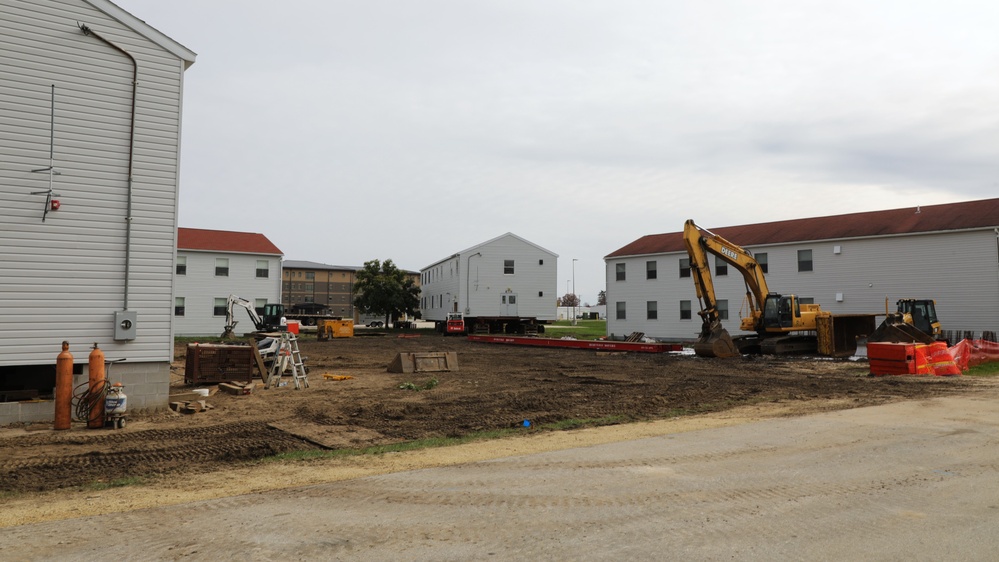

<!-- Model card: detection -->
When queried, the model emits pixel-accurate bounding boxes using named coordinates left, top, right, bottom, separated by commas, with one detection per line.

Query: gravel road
left=2, top=390, right=997, bottom=561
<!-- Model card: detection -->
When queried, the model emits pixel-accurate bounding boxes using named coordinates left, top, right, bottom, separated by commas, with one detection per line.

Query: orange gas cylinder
left=88, top=343, right=106, bottom=429
left=54, top=341, right=73, bottom=430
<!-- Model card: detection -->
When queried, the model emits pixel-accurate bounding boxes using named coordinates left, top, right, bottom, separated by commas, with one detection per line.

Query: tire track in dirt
left=0, top=422, right=319, bottom=492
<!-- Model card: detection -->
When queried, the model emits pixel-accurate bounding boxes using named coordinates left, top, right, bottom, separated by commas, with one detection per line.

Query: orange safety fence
left=948, top=339, right=999, bottom=371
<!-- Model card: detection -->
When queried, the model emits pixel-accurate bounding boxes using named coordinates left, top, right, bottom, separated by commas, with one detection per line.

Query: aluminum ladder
left=266, top=332, right=309, bottom=390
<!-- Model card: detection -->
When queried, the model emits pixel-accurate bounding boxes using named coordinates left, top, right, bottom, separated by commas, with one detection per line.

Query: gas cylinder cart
left=74, top=357, right=129, bottom=429
left=103, top=359, right=128, bottom=429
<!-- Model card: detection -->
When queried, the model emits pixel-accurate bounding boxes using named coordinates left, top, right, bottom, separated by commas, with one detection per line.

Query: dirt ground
left=0, top=331, right=985, bottom=526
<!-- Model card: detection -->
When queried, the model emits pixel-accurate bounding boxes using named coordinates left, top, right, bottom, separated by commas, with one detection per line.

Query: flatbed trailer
left=468, top=335, right=683, bottom=353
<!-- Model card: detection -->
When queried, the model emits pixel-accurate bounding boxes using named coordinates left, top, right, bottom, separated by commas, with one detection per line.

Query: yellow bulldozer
left=868, top=298, right=944, bottom=345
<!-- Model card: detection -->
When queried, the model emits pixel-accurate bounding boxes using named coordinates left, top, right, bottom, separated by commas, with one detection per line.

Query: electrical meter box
left=114, top=310, right=137, bottom=341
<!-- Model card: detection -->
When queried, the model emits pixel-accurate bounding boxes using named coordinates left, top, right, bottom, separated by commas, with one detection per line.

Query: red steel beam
left=467, top=335, right=683, bottom=353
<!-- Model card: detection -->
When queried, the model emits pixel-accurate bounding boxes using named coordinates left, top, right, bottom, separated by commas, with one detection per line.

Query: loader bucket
left=868, top=318, right=935, bottom=345
left=693, top=322, right=740, bottom=358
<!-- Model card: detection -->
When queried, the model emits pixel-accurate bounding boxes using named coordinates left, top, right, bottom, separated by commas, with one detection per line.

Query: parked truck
left=435, top=311, right=547, bottom=336
left=283, top=302, right=341, bottom=326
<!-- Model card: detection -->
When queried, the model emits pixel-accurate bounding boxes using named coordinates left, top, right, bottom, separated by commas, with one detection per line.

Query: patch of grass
left=175, top=336, right=228, bottom=344
left=398, top=378, right=439, bottom=391
left=543, top=320, right=607, bottom=339
left=266, top=429, right=521, bottom=462
left=965, top=362, right=999, bottom=377
left=542, top=415, right=631, bottom=430
left=81, top=476, right=146, bottom=491
left=264, top=415, right=642, bottom=464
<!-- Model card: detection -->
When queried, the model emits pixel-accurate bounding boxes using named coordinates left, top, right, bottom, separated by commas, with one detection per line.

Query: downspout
left=465, top=252, right=481, bottom=314
left=79, top=23, right=137, bottom=311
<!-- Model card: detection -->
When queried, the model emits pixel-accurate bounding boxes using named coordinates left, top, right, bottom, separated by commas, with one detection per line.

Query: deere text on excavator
left=683, top=220, right=875, bottom=358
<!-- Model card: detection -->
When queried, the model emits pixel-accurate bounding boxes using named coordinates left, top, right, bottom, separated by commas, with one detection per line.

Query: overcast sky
left=116, top=0, right=999, bottom=304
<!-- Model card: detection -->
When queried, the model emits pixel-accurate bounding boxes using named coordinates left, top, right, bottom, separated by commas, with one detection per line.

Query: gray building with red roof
left=175, top=228, right=283, bottom=337
left=604, top=198, right=999, bottom=343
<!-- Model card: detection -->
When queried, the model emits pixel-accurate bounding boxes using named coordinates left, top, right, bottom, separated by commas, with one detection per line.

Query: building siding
left=0, top=0, right=193, bottom=422
left=606, top=229, right=999, bottom=341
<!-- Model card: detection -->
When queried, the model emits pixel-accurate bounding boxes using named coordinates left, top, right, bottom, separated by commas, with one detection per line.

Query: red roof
left=177, top=228, right=283, bottom=255
left=606, top=198, right=999, bottom=258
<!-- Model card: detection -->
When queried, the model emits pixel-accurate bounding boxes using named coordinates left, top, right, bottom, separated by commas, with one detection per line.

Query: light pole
left=566, top=279, right=570, bottom=321
left=572, top=258, right=578, bottom=326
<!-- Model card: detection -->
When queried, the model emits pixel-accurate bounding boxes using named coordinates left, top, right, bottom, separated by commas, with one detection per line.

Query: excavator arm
left=221, top=294, right=267, bottom=338
left=683, top=220, right=771, bottom=357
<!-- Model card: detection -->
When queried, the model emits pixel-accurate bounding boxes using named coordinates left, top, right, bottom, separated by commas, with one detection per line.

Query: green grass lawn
left=543, top=319, right=607, bottom=339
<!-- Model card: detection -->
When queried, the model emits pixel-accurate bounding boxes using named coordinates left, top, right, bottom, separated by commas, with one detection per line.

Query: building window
left=254, top=298, right=267, bottom=316
left=756, top=252, right=768, bottom=274
left=539, top=259, right=544, bottom=265
left=798, top=249, right=813, bottom=272
left=680, top=300, right=692, bottom=320
left=215, top=258, right=229, bottom=277
left=718, top=299, right=729, bottom=320
left=715, top=256, right=728, bottom=276
left=306, top=271, right=315, bottom=280
left=504, top=260, right=515, bottom=275
left=304, top=283, right=313, bottom=291
left=213, top=297, right=226, bottom=316
left=176, top=256, right=187, bottom=276
left=538, top=291, right=543, bottom=297
left=256, top=260, right=269, bottom=278
left=174, top=297, right=185, bottom=316
left=646, top=301, right=658, bottom=320
left=679, top=258, right=690, bottom=278
left=616, top=263, right=626, bottom=281
left=646, top=260, right=657, bottom=280
left=616, top=301, right=626, bottom=320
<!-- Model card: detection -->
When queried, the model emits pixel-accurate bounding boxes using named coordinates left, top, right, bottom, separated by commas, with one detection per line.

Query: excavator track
left=759, top=335, right=818, bottom=355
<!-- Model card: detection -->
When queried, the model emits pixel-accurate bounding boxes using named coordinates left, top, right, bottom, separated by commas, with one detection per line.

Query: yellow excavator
left=684, top=219, right=831, bottom=357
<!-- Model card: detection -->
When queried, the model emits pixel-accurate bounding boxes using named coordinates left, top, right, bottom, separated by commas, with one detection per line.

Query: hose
left=72, top=379, right=110, bottom=423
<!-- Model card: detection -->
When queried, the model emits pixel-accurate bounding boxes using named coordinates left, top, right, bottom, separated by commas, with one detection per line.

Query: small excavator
left=683, top=220, right=831, bottom=357
left=220, top=294, right=284, bottom=339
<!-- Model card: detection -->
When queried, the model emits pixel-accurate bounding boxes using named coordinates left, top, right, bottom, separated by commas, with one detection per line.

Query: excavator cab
left=762, top=294, right=797, bottom=331
left=261, top=303, right=284, bottom=331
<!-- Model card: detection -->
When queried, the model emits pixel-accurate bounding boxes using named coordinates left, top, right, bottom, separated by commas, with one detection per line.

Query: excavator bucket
left=693, top=321, right=741, bottom=358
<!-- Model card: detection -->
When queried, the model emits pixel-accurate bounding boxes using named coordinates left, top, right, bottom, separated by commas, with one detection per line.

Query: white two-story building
left=174, top=228, right=283, bottom=337
left=421, top=233, right=558, bottom=333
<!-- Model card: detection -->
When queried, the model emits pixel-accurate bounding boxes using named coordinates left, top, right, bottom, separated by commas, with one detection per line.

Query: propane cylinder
left=54, top=341, right=73, bottom=430
left=87, top=343, right=106, bottom=429
left=105, top=383, right=127, bottom=415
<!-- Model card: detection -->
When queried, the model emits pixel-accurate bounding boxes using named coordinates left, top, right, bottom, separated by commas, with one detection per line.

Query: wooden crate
left=184, top=344, right=255, bottom=385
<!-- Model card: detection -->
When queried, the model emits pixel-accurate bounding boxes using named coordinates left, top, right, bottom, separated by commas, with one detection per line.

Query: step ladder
left=266, top=332, right=309, bottom=390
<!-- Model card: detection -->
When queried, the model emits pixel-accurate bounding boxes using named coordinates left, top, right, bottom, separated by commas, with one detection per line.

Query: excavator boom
left=684, top=220, right=772, bottom=357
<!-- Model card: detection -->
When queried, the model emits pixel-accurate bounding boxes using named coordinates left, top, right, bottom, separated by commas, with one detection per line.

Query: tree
left=597, top=290, right=607, bottom=306
left=561, top=293, right=580, bottom=307
left=352, top=259, right=421, bottom=327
